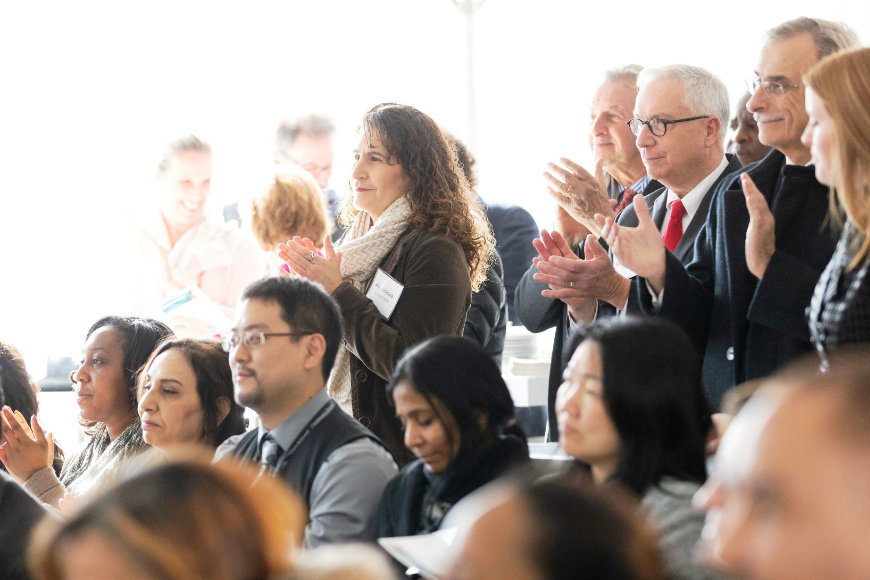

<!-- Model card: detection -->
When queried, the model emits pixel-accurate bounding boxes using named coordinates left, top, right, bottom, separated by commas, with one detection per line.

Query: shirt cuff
left=645, top=280, right=665, bottom=310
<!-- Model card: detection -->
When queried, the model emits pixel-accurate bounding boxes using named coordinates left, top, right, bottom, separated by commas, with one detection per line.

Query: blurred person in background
left=278, top=103, right=494, bottom=465
left=137, top=338, right=245, bottom=452
left=0, top=317, right=172, bottom=508
left=726, top=92, right=772, bottom=166
left=28, top=457, right=306, bottom=580
left=448, top=136, right=507, bottom=366
left=1, top=369, right=49, bottom=580
left=0, top=342, right=64, bottom=477
left=138, top=135, right=263, bottom=334
left=249, top=169, right=329, bottom=276
left=377, top=336, right=528, bottom=539
left=557, top=317, right=715, bottom=579
left=695, top=348, right=870, bottom=579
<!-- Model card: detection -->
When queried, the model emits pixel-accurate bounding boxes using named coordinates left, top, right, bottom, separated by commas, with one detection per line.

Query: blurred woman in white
left=138, top=135, right=263, bottom=334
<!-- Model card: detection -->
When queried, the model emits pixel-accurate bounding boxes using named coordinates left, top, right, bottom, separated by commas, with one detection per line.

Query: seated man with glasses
left=598, top=17, right=860, bottom=411
left=215, top=277, right=397, bottom=548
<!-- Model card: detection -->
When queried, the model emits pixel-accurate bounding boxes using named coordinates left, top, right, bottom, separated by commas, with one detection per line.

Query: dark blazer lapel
left=674, top=155, right=744, bottom=262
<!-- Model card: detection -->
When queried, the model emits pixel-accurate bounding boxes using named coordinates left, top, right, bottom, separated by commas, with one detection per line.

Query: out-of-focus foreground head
left=696, top=346, right=870, bottom=580
left=28, top=456, right=306, bottom=580
left=444, top=476, right=663, bottom=580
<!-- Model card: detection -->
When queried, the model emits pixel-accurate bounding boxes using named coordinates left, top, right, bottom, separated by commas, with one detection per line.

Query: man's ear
left=302, top=333, right=327, bottom=372
left=706, top=116, right=722, bottom=147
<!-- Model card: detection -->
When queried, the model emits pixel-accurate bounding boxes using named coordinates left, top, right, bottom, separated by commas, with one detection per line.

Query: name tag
left=367, top=269, right=404, bottom=320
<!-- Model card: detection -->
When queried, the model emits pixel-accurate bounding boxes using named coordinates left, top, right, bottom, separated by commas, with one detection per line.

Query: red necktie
left=615, top=188, right=637, bottom=214
left=663, top=199, right=686, bottom=252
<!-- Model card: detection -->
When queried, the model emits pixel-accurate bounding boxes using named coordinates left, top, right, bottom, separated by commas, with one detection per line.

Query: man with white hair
left=517, top=64, right=739, bottom=439
left=600, top=17, right=860, bottom=410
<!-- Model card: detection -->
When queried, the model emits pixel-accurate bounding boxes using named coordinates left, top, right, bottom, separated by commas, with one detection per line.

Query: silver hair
left=275, top=113, right=335, bottom=153
left=637, top=64, right=730, bottom=146
left=602, top=64, right=644, bottom=86
left=157, top=134, right=211, bottom=172
left=766, top=17, right=860, bottom=60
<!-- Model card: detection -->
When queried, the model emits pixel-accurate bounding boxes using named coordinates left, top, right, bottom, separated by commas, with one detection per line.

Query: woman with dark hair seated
left=137, top=338, right=246, bottom=451
left=377, top=335, right=529, bottom=538
left=0, top=316, right=173, bottom=507
left=0, top=341, right=64, bottom=477
left=556, top=316, right=713, bottom=580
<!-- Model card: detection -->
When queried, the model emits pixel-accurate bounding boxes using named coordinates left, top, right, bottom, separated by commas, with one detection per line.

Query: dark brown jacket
left=331, top=227, right=471, bottom=465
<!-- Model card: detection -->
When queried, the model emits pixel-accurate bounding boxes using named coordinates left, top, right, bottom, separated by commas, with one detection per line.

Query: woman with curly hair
left=279, top=103, right=493, bottom=464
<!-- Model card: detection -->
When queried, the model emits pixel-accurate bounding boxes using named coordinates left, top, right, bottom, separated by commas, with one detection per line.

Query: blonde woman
left=250, top=168, right=329, bottom=275
left=803, top=47, right=870, bottom=360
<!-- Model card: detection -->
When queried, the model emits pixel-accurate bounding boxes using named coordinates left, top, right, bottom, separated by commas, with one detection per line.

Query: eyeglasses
left=748, top=75, right=801, bottom=97
left=626, top=116, right=709, bottom=137
left=221, top=331, right=315, bottom=352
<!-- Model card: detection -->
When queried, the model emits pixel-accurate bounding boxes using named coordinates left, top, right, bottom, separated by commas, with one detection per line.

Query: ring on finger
left=306, top=251, right=317, bottom=263
left=569, top=280, right=574, bottom=288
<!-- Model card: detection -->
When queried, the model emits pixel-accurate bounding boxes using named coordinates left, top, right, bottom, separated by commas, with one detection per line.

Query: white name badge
left=367, top=268, right=404, bottom=320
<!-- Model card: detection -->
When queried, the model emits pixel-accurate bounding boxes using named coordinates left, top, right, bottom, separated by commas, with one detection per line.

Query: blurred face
left=696, top=390, right=870, bottom=580
left=60, top=531, right=156, bottom=580
left=746, top=33, right=817, bottom=160
left=229, top=298, right=309, bottom=422
left=392, top=380, right=460, bottom=474
left=731, top=94, right=771, bottom=166
left=351, top=131, right=408, bottom=222
left=801, top=87, right=835, bottom=186
left=589, top=80, right=641, bottom=175
left=157, top=150, right=212, bottom=233
left=634, top=78, right=714, bottom=194
left=555, top=340, right=620, bottom=482
left=280, top=133, right=334, bottom=190
left=447, top=492, right=542, bottom=580
left=73, top=327, right=133, bottom=428
left=138, top=349, right=205, bottom=449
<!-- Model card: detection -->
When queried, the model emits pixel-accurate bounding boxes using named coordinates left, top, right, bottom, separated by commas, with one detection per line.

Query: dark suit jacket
left=486, top=204, right=539, bottom=324
left=637, top=149, right=838, bottom=409
left=514, top=179, right=661, bottom=440
left=620, top=155, right=742, bottom=314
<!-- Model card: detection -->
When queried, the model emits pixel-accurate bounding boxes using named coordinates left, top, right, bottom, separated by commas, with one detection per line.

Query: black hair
left=387, top=335, right=525, bottom=478
left=564, top=316, right=711, bottom=496
left=520, top=476, right=662, bottom=579
left=241, top=277, right=342, bottom=381
left=82, top=317, right=175, bottom=410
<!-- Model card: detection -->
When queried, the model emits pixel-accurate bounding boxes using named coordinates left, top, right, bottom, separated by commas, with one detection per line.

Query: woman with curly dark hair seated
left=279, top=103, right=494, bottom=465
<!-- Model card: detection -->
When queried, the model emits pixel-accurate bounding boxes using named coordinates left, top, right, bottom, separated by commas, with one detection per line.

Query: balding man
left=515, top=65, right=663, bottom=439
left=601, top=17, right=860, bottom=410
left=695, top=347, right=870, bottom=579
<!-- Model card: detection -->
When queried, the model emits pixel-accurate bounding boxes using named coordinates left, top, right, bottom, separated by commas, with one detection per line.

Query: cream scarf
left=328, top=196, right=413, bottom=413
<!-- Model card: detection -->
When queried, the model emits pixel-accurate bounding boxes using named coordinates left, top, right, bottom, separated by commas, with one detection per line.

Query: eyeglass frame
left=747, top=74, right=801, bottom=97
left=221, top=330, right=316, bottom=352
left=626, top=115, right=710, bottom=137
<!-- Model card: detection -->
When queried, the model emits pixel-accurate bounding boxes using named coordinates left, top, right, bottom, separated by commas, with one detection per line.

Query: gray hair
left=637, top=64, right=730, bottom=146
left=602, top=64, right=643, bottom=86
left=157, top=135, right=211, bottom=172
left=275, top=113, right=335, bottom=153
left=766, top=17, right=860, bottom=61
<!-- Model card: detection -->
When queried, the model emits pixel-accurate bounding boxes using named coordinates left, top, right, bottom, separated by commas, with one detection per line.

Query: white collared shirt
left=659, top=156, right=730, bottom=236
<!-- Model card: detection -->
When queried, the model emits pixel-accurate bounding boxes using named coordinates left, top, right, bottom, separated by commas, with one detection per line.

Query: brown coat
left=331, top=227, right=471, bottom=465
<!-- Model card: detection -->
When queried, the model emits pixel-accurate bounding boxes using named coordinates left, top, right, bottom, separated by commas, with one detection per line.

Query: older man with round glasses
left=598, top=17, right=860, bottom=411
